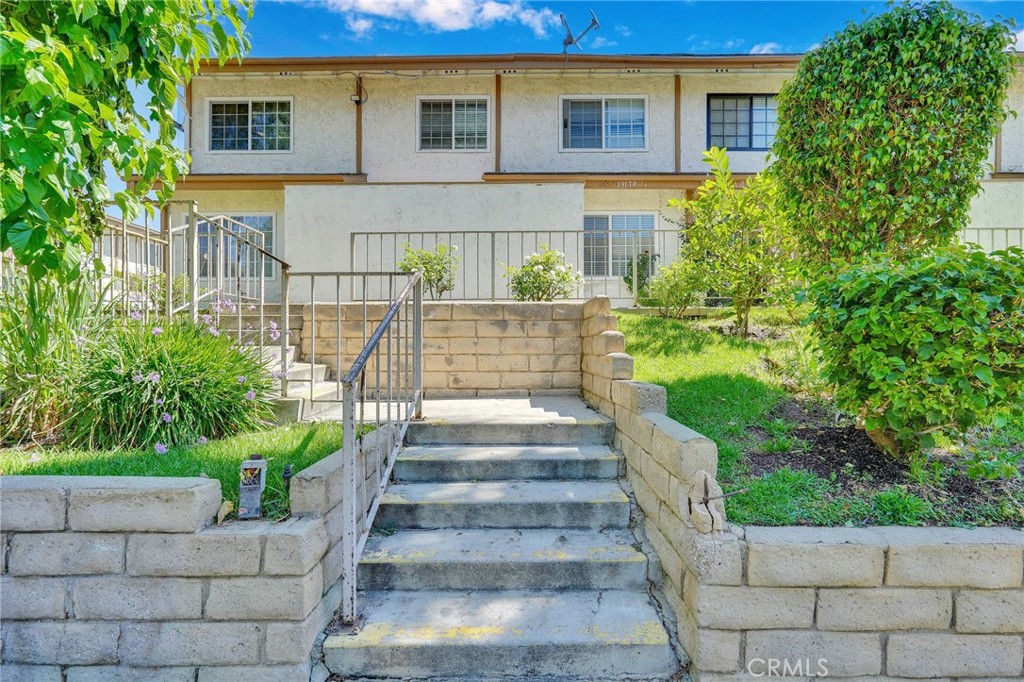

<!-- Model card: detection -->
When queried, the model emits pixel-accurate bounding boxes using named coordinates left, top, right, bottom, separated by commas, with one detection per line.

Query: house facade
left=168, top=53, right=1024, bottom=302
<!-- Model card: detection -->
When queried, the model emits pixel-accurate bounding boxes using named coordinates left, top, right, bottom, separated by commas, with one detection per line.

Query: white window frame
left=208, top=97, right=294, bottom=154
left=582, top=211, right=658, bottom=278
left=415, top=95, right=492, bottom=153
left=185, top=211, right=279, bottom=281
left=559, top=95, right=650, bottom=153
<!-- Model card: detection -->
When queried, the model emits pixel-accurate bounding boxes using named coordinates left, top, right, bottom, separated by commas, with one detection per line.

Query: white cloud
left=345, top=15, right=374, bottom=39
left=589, top=36, right=617, bottom=49
left=685, top=35, right=745, bottom=52
left=1015, top=29, right=1024, bottom=51
left=614, top=23, right=632, bottom=38
left=807, top=42, right=821, bottom=51
left=320, top=0, right=560, bottom=38
left=749, top=42, right=782, bottom=54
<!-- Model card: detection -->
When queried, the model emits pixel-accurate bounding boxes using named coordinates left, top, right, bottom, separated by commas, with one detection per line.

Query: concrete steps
left=359, top=528, right=647, bottom=590
left=323, top=398, right=681, bottom=680
left=396, top=444, right=620, bottom=481
left=323, top=590, right=677, bottom=679
left=407, top=397, right=614, bottom=445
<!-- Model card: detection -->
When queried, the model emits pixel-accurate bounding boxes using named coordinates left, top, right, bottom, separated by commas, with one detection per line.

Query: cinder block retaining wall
left=0, top=452, right=359, bottom=681
left=579, top=296, right=1024, bottom=681
left=302, top=301, right=583, bottom=396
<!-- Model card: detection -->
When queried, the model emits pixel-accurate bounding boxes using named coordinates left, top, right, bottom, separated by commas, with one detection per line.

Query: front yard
left=617, top=310, right=1024, bottom=527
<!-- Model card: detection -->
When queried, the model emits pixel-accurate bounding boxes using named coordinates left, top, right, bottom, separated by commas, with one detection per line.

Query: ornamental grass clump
left=808, top=245, right=1024, bottom=462
left=68, top=318, right=274, bottom=449
left=505, top=245, right=583, bottom=301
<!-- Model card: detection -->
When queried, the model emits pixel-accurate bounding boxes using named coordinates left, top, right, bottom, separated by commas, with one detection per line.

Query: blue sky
left=250, top=0, right=1022, bottom=57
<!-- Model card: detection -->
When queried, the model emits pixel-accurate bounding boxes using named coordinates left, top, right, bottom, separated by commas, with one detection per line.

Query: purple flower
left=247, top=304, right=256, bottom=312
left=207, top=326, right=220, bottom=336
left=236, top=375, right=247, bottom=384
left=152, top=326, right=163, bottom=336
left=269, top=321, right=279, bottom=330
left=197, top=436, right=208, bottom=445
left=154, top=398, right=164, bottom=406
left=162, top=412, right=172, bottom=423
left=269, top=329, right=281, bottom=342
left=130, top=310, right=143, bottom=321
left=270, top=369, right=286, bottom=379
left=154, top=443, right=168, bottom=455
left=201, top=314, right=213, bottom=324
left=148, top=372, right=161, bottom=383
left=132, top=373, right=144, bottom=383
left=245, top=390, right=256, bottom=401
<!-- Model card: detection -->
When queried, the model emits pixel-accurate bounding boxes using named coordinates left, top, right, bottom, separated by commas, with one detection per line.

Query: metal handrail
left=336, top=270, right=423, bottom=627
left=343, top=271, right=422, bottom=386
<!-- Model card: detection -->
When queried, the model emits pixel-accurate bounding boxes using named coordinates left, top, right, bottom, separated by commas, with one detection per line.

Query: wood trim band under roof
left=199, top=52, right=805, bottom=76
left=166, top=174, right=368, bottom=190
left=482, top=172, right=752, bottom=190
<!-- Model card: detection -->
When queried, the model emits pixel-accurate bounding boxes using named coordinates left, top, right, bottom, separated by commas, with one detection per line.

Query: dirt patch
left=768, top=398, right=840, bottom=427
left=748, top=425, right=906, bottom=487
left=714, top=322, right=789, bottom=341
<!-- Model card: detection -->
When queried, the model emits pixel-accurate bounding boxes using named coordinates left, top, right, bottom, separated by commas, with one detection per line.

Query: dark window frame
left=706, top=93, right=778, bottom=152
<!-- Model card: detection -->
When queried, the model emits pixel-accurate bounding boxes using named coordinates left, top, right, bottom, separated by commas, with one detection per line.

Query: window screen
left=563, top=97, right=646, bottom=150
left=708, top=95, right=777, bottom=150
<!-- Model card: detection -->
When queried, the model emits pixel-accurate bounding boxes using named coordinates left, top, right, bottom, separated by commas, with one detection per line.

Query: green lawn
left=0, top=422, right=344, bottom=519
left=616, top=311, right=1024, bottom=527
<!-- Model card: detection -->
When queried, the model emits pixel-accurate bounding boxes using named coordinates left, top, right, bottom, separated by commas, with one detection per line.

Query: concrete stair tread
left=419, top=397, right=609, bottom=427
left=324, top=589, right=679, bottom=677
left=363, top=527, right=642, bottom=566
left=383, top=480, right=628, bottom=506
left=398, top=444, right=617, bottom=463
left=395, top=445, right=620, bottom=481
left=409, top=398, right=614, bottom=446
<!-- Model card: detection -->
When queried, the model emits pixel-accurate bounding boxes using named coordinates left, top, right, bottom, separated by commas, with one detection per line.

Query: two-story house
left=167, top=52, right=1024, bottom=302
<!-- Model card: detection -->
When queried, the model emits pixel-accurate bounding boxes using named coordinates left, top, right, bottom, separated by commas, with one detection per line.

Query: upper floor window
left=210, top=99, right=292, bottom=152
left=708, top=95, right=777, bottom=151
left=418, top=97, right=489, bottom=151
left=562, top=96, right=647, bottom=151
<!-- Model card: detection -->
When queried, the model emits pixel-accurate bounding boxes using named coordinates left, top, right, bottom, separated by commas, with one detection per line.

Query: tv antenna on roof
left=560, top=9, right=600, bottom=53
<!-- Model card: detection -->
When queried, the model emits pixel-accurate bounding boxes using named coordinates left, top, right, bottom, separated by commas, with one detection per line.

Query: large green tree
left=772, top=1, right=1017, bottom=271
left=1, top=0, right=251, bottom=278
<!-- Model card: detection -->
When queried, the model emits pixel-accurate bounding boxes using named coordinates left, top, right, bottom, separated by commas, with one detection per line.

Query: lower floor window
left=583, top=213, right=656, bottom=277
left=198, top=213, right=276, bottom=278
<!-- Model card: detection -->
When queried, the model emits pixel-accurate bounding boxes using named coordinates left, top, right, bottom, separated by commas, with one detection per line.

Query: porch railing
left=336, top=271, right=423, bottom=626
left=350, top=228, right=684, bottom=306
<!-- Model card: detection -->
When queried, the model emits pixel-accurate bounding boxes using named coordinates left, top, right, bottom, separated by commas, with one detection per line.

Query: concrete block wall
left=0, top=471, right=348, bottom=681
left=302, top=301, right=583, bottom=397
left=578, top=296, right=1024, bottom=681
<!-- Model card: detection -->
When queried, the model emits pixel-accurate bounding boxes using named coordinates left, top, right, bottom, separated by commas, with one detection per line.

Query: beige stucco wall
left=361, top=75, right=496, bottom=183
left=998, top=69, right=1024, bottom=173
left=189, top=75, right=357, bottom=174
left=501, top=74, right=675, bottom=173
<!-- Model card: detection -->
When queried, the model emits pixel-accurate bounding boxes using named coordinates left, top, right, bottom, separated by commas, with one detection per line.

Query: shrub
left=397, top=243, right=460, bottom=300
left=668, top=148, right=797, bottom=336
left=646, top=258, right=707, bottom=318
left=623, top=251, right=659, bottom=300
left=68, top=318, right=274, bottom=449
left=772, top=1, right=1017, bottom=272
left=504, top=245, right=583, bottom=301
left=0, top=266, right=106, bottom=444
left=809, top=245, right=1024, bottom=460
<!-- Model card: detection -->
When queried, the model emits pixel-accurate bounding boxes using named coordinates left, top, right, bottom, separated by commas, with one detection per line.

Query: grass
left=616, top=311, right=1024, bottom=527
left=0, top=422, right=344, bottom=520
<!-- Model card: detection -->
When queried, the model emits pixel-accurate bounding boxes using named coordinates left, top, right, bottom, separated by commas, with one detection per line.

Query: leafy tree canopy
left=772, top=1, right=1018, bottom=272
left=1, top=0, right=251, bottom=278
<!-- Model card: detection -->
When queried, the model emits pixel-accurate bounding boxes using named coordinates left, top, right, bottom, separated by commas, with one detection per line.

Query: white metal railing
left=960, top=227, right=1024, bottom=252
left=350, top=229, right=683, bottom=306
left=335, top=271, right=423, bottom=627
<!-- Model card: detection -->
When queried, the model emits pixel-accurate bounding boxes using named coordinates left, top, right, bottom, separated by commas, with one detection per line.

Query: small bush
left=623, top=251, right=659, bottom=300
left=646, top=259, right=707, bottom=318
left=397, top=243, right=460, bottom=300
left=504, top=245, right=583, bottom=301
left=68, top=318, right=274, bottom=449
left=809, top=245, right=1024, bottom=460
